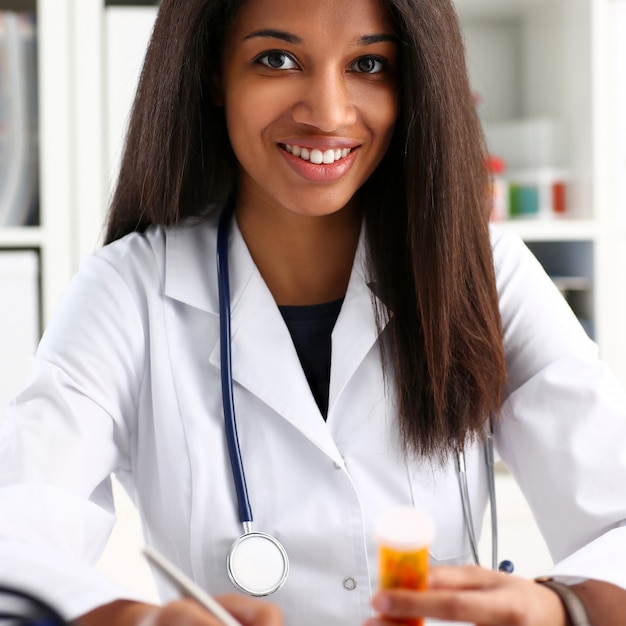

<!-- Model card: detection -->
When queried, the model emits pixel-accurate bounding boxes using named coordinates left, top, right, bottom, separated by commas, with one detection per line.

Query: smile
left=283, top=144, right=353, bottom=165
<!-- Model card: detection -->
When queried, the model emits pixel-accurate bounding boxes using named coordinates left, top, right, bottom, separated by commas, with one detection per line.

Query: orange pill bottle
left=375, top=508, right=436, bottom=626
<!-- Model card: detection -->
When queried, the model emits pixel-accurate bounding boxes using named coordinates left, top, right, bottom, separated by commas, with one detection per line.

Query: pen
left=143, top=545, right=244, bottom=626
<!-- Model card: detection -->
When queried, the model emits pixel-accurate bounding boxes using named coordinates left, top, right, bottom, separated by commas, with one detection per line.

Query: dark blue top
left=279, top=298, right=344, bottom=418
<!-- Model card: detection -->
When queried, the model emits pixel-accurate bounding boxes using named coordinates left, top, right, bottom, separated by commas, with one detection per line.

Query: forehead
left=227, top=0, right=395, bottom=43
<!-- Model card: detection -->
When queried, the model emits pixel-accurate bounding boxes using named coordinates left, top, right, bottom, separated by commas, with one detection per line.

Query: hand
left=139, top=596, right=283, bottom=626
left=365, top=565, right=567, bottom=626
left=76, top=595, right=282, bottom=626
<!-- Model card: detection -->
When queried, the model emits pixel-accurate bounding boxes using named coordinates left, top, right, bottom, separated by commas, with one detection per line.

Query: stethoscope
left=216, top=208, right=511, bottom=597
left=217, top=207, right=290, bottom=597
left=457, top=424, right=514, bottom=574
left=0, top=585, right=67, bottom=625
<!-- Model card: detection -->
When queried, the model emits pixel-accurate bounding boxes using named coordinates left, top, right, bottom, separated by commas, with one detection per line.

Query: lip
left=278, top=142, right=360, bottom=183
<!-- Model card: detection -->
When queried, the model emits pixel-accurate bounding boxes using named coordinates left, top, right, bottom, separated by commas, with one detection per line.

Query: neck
left=235, top=203, right=361, bottom=306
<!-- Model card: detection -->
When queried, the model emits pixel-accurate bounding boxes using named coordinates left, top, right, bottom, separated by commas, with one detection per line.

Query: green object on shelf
left=509, top=184, right=539, bottom=217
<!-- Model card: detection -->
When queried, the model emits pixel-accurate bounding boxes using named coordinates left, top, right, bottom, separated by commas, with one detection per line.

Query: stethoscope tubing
left=484, top=427, right=499, bottom=571
left=457, top=424, right=509, bottom=572
left=217, top=206, right=253, bottom=525
left=456, top=447, right=481, bottom=566
left=0, top=585, right=67, bottom=625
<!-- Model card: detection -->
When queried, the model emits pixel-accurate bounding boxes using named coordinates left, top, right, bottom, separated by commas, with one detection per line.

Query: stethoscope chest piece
left=227, top=531, right=289, bottom=596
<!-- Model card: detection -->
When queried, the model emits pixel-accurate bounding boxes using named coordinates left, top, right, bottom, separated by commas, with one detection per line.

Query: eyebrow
left=243, top=29, right=397, bottom=46
left=359, top=33, right=397, bottom=45
left=243, top=29, right=302, bottom=44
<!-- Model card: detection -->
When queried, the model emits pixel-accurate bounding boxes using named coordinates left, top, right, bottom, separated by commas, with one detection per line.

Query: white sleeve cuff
left=548, top=526, right=626, bottom=589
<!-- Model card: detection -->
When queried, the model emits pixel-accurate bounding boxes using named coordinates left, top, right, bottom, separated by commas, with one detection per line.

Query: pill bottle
left=375, top=507, right=436, bottom=626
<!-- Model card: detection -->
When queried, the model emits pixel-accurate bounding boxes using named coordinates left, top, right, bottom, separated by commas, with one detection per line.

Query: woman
left=0, top=0, right=625, bottom=624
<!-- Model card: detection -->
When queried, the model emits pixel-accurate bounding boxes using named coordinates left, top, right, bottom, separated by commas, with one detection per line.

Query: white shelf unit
left=0, top=0, right=110, bottom=416
left=0, top=0, right=91, bottom=325
left=0, top=0, right=71, bottom=412
left=454, top=0, right=626, bottom=384
left=0, top=250, right=39, bottom=418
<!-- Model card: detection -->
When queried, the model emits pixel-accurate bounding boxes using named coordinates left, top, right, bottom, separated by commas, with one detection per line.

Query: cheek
left=224, top=92, right=253, bottom=152
left=377, top=91, right=399, bottom=134
left=357, top=85, right=398, bottom=141
left=224, top=85, right=284, bottom=154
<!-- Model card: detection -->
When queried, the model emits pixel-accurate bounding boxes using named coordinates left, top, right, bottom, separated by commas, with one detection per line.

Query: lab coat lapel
left=207, top=220, right=343, bottom=464
left=328, top=235, right=389, bottom=415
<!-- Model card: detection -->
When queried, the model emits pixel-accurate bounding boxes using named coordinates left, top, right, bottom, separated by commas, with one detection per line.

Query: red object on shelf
left=553, top=181, right=567, bottom=214
left=486, top=155, right=506, bottom=175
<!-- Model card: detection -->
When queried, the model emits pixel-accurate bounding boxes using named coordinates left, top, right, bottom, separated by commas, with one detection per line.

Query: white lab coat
left=0, top=213, right=625, bottom=626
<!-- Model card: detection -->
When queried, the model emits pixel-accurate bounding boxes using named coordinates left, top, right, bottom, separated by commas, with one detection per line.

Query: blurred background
left=0, top=0, right=624, bottom=603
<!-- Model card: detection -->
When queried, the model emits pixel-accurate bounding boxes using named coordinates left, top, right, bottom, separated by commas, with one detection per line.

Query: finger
left=217, top=595, right=283, bottom=626
left=428, top=565, right=510, bottom=590
left=372, top=589, right=524, bottom=624
left=152, top=598, right=222, bottom=625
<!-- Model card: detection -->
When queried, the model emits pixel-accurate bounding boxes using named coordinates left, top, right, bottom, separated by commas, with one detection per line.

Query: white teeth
left=310, top=149, right=323, bottom=164
left=284, top=143, right=352, bottom=164
left=323, top=149, right=335, bottom=164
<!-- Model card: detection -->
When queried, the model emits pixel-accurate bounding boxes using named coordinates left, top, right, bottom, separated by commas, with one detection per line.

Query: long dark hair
left=106, top=0, right=506, bottom=460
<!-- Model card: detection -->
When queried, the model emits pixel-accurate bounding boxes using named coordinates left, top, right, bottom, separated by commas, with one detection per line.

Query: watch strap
left=535, top=577, right=592, bottom=626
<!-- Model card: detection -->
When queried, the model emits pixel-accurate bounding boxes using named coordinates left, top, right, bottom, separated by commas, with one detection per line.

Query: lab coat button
left=333, top=461, right=342, bottom=469
left=343, top=577, right=357, bottom=590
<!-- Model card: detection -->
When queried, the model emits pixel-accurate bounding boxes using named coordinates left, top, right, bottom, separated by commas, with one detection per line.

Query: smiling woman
left=1, top=1, right=626, bottom=626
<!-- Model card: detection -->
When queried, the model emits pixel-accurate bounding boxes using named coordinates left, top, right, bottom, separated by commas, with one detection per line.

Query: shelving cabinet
left=0, top=0, right=111, bottom=413
left=454, top=0, right=626, bottom=386
left=0, top=0, right=71, bottom=414
left=0, top=0, right=79, bottom=324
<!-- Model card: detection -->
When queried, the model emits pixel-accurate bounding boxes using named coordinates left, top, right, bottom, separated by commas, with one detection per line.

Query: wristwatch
left=535, top=577, right=592, bottom=626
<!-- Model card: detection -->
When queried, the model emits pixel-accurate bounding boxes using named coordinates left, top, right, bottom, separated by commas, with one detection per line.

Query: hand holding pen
left=141, top=546, right=283, bottom=626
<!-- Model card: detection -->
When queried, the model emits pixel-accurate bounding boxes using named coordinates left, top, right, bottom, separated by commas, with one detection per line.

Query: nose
left=291, top=68, right=357, bottom=132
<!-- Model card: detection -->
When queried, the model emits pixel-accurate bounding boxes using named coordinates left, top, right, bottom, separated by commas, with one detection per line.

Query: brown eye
left=256, top=50, right=298, bottom=70
left=352, top=56, right=385, bottom=74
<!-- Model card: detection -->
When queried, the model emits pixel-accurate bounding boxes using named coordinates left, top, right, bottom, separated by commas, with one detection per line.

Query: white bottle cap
left=375, top=507, right=436, bottom=551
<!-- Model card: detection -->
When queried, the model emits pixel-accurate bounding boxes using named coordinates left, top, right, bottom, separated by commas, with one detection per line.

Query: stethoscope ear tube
left=456, top=446, right=481, bottom=566
left=484, top=424, right=499, bottom=571
left=457, top=421, right=514, bottom=573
